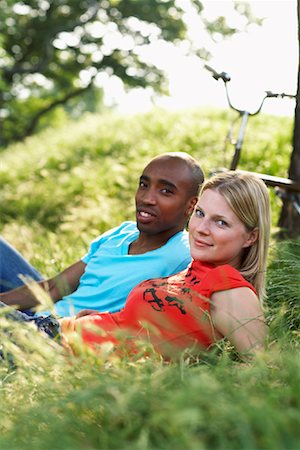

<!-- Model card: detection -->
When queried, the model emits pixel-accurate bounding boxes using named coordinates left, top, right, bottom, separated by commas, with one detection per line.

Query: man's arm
left=0, top=260, right=86, bottom=310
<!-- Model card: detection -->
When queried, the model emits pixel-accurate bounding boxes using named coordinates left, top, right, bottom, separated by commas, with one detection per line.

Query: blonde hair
left=201, top=171, right=271, bottom=303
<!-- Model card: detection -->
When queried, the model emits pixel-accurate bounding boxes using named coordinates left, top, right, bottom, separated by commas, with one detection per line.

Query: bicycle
left=204, top=64, right=300, bottom=215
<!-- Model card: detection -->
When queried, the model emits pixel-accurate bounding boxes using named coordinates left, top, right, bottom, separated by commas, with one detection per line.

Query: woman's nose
left=195, top=218, right=210, bottom=234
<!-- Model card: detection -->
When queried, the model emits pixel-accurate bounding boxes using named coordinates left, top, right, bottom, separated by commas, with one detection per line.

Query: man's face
left=135, top=157, right=196, bottom=237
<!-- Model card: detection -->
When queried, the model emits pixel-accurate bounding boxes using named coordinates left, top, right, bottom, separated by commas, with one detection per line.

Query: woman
left=61, top=171, right=270, bottom=359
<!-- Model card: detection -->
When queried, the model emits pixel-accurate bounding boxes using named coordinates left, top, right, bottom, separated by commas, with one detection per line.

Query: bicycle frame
left=228, top=110, right=249, bottom=170
left=204, top=64, right=300, bottom=214
left=205, top=64, right=296, bottom=169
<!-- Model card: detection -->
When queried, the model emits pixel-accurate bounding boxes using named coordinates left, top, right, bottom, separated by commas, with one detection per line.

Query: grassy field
left=0, top=108, right=299, bottom=450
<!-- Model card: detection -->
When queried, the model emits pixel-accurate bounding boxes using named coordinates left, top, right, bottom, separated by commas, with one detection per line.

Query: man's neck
left=128, top=229, right=183, bottom=255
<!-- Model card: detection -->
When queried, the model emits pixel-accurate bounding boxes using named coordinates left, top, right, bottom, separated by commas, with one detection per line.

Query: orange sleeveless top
left=61, top=261, right=256, bottom=358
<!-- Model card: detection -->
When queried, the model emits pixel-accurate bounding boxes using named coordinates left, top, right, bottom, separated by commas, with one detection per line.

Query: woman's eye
left=195, top=208, right=204, bottom=217
left=216, top=219, right=227, bottom=227
left=139, top=181, right=147, bottom=188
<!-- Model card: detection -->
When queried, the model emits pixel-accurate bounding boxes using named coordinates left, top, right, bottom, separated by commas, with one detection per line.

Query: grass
left=0, top=107, right=299, bottom=449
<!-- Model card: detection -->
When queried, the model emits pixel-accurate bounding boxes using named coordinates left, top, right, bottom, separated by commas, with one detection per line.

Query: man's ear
left=243, top=228, right=259, bottom=248
left=186, top=196, right=198, bottom=216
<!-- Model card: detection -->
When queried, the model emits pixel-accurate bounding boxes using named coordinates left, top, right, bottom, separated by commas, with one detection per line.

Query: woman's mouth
left=193, top=239, right=213, bottom=247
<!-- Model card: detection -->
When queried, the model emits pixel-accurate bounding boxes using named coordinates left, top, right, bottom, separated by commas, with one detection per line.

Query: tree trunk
left=278, top=0, right=300, bottom=235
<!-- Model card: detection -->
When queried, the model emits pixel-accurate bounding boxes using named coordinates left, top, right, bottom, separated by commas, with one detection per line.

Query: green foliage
left=0, top=0, right=259, bottom=146
left=0, top=327, right=300, bottom=450
left=0, top=108, right=293, bottom=247
left=0, top=108, right=299, bottom=449
left=0, top=0, right=179, bottom=144
left=266, top=240, right=300, bottom=337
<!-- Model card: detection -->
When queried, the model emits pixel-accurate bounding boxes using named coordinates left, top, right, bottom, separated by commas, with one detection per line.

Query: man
left=0, top=152, right=204, bottom=317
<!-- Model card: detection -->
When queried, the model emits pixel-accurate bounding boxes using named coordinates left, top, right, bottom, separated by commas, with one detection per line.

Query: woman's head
left=189, top=171, right=271, bottom=301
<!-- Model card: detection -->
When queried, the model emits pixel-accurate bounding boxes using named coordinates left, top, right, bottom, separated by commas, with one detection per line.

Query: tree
left=278, top=0, right=300, bottom=234
left=0, top=0, right=254, bottom=147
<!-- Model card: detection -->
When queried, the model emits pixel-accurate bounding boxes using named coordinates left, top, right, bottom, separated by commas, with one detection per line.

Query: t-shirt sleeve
left=167, top=231, right=192, bottom=274
left=172, top=255, right=192, bottom=273
left=81, top=222, right=129, bottom=264
left=200, top=265, right=257, bottom=298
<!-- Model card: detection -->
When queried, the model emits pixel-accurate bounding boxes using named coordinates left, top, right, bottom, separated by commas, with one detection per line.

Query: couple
left=1, top=152, right=270, bottom=359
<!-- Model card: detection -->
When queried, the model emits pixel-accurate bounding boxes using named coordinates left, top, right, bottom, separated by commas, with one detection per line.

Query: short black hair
left=151, top=152, right=205, bottom=197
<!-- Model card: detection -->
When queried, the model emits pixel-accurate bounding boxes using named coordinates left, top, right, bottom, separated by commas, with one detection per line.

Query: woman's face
left=189, top=189, right=257, bottom=268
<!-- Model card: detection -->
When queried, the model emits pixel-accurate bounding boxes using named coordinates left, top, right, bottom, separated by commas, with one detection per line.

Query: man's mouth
left=139, top=211, right=153, bottom=218
left=136, top=208, right=157, bottom=223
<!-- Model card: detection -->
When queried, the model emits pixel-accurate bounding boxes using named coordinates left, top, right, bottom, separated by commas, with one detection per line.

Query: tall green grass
left=0, top=108, right=299, bottom=449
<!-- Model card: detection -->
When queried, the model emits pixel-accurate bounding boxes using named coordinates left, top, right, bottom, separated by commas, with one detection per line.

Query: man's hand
left=0, top=260, right=86, bottom=310
left=75, top=309, right=100, bottom=319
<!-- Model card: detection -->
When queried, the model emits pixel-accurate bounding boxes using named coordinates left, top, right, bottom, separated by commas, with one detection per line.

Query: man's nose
left=141, top=188, right=157, bottom=204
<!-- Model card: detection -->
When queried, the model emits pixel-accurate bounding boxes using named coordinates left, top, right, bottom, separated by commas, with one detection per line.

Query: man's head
left=135, top=152, right=205, bottom=240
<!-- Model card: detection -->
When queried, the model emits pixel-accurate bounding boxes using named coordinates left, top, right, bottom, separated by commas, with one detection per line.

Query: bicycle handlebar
left=265, top=91, right=295, bottom=99
left=204, top=64, right=231, bottom=83
left=204, top=64, right=296, bottom=115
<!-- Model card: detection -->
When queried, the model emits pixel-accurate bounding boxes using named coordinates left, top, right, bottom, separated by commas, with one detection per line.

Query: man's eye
left=139, top=181, right=147, bottom=188
left=161, top=188, right=173, bottom=194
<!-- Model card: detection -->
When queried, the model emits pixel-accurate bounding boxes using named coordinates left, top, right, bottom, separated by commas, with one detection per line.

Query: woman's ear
left=243, top=228, right=259, bottom=248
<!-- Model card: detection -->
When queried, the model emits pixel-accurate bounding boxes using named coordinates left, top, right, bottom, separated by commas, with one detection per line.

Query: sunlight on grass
left=0, top=107, right=299, bottom=449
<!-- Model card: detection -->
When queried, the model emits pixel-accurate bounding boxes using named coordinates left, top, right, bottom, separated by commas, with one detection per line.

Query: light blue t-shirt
left=55, top=221, right=191, bottom=317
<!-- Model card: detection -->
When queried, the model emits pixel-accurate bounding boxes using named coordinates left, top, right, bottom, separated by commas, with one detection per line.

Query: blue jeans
left=0, top=236, right=43, bottom=293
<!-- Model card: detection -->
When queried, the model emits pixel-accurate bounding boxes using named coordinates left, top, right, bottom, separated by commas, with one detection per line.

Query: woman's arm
left=210, top=287, right=266, bottom=357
